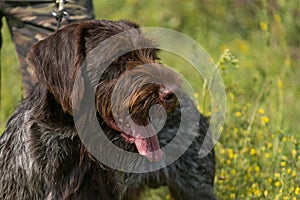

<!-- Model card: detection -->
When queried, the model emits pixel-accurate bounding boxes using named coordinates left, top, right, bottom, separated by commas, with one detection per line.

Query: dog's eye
left=127, top=57, right=135, bottom=61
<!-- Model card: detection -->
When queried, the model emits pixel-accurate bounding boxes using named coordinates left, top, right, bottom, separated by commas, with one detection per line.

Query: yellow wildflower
left=284, top=58, right=291, bottom=67
left=233, top=127, right=239, bottom=134
left=250, top=148, right=256, bottom=156
left=230, top=193, right=236, bottom=199
left=219, top=148, right=225, bottom=155
left=271, top=133, right=275, bottom=139
left=264, top=153, right=270, bottom=158
left=243, top=130, right=249, bottom=136
left=282, top=155, right=287, bottom=160
left=261, top=116, right=269, bottom=124
left=292, top=149, right=297, bottom=157
left=220, top=169, right=226, bottom=177
left=248, top=166, right=253, bottom=173
left=226, top=159, right=231, bottom=165
left=238, top=40, right=249, bottom=54
left=260, top=22, right=268, bottom=31
left=280, top=161, right=286, bottom=167
left=267, top=177, right=272, bottom=183
left=254, top=189, right=261, bottom=197
left=267, top=142, right=273, bottom=149
left=228, top=148, right=234, bottom=159
left=235, top=111, right=242, bottom=117
left=277, top=79, right=284, bottom=89
left=240, top=43, right=249, bottom=54
left=252, top=183, right=258, bottom=188
left=255, top=165, right=260, bottom=172
left=165, top=194, right=171, bottom=200
left=230, top=169, right=237, bottom=175
left=228, top=92, right=235, bottom=100
left=274, top=181, right=281, bottom=187
left=258, top=108, right=265, bottom=114
left=274, top=14, right=282, bottom=23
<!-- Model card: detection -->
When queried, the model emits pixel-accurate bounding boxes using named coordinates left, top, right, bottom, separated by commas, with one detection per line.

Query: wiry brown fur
left=0, top=20, right=218, bottom=200
left=96, top=61, right=180, bottom=126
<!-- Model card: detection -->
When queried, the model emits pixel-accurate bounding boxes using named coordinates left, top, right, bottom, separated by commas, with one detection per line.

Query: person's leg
left=4, top=0, right=94, bottom=96
left=0, top=12, right=3, bottom=106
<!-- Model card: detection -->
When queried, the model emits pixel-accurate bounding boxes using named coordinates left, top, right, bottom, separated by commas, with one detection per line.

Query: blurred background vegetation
left=1, top=0, right=299, bottom=199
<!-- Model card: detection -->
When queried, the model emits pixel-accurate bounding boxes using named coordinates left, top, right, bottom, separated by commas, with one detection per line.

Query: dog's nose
left=159, top=86, right=176, bottom=103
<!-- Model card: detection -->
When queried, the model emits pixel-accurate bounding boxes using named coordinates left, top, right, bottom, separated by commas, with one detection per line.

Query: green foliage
left=0, top=21, right=22, bottom=131
left=1, top=0, right=299, bottom=199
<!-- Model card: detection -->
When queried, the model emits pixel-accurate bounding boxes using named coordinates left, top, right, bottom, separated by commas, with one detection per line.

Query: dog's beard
left=95, top=63, right=179, bottom=162
left=109, top=116, right=163, bottom=162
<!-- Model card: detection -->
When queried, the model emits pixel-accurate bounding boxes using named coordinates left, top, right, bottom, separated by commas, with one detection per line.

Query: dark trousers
left=0, top=0, right=94, bottom=96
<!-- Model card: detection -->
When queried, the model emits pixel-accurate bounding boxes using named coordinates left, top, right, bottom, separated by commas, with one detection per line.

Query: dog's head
left=27, top=20, right=181, bottom=162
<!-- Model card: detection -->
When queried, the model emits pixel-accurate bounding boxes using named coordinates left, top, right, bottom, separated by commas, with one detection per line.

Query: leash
left=52, top=0, right=69, bottom=29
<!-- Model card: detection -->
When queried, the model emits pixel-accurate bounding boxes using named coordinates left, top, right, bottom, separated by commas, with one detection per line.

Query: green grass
left=0, top=20, right=22, bottom=130
left=1, top=1, right=300, bottom=199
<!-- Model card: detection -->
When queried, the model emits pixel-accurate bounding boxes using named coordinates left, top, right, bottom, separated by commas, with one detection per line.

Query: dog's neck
left=26, top=83, right=74, bottom=126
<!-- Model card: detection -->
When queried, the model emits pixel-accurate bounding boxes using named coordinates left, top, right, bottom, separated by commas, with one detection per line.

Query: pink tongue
left=129, top=121, right=163, bottom=162
left=135, top=136, right=163, bottom=162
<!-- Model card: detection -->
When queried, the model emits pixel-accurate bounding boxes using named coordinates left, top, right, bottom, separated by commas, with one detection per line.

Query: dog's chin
left=109, top=118, right=163, bottom=162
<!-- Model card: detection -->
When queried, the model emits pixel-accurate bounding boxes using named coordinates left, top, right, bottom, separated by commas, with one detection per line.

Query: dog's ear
left=27, top=23, right=87, bottom=114
left=27, top=20, right=144, bottom=114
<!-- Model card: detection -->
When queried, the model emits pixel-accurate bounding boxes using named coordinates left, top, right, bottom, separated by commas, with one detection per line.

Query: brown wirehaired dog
left=0, top=20, right=217, bottom=200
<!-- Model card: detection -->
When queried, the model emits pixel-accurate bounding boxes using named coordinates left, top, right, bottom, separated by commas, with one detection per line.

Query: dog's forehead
left=84, top=21, right=156, bottom=52
left=117, top=63, right=180, bottom=91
